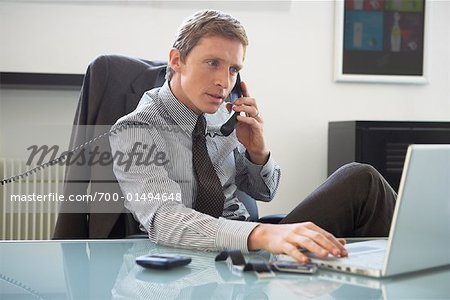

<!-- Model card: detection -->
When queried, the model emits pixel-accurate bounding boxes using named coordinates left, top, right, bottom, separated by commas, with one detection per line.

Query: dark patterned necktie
left=192, top=115, right=225, bottom=218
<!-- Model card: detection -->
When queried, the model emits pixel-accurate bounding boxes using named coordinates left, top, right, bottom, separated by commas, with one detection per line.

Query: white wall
left=1, top=0, right=449, bottom=215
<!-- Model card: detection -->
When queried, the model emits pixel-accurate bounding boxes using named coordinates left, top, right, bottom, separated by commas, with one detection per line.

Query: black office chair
left=53, top=55, right=284, bottom=240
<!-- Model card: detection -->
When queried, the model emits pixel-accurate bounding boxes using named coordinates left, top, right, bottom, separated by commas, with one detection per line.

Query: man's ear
left=169, top=48, right=182, bottom=73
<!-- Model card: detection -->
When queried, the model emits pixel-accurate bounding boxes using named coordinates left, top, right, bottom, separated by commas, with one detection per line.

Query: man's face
left=169, top=35, right=245, bottom=115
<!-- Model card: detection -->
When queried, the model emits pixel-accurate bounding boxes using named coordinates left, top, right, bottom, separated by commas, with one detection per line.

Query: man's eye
left=230, top=67, right=239, bottom=75
left=207, top=60, right=219, bottom=67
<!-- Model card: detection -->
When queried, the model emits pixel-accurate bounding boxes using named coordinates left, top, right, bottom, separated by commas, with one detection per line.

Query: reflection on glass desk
left=1, top=239, right=450, bottom=299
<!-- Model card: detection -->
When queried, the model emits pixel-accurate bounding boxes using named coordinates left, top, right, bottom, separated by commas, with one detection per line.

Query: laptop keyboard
left=345, top=250, right=385, bottom=269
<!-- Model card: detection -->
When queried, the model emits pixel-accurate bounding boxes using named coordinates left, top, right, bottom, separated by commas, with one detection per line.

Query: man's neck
left=168, top=79, right=202, bottom=116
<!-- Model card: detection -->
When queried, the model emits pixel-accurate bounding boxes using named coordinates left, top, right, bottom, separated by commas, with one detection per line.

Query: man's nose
left=215, top=69, right=230, bottom=90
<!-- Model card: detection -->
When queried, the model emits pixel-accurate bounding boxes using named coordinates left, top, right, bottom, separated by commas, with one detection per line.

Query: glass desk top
left=1, top=239, right=449, bottom=299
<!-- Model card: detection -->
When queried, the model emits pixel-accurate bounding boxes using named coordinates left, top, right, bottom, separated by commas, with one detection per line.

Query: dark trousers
left=280, top=163, right=396, bottom=237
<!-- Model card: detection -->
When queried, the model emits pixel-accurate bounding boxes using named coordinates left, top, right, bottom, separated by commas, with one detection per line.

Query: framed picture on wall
left=334, top=0, right=428, bottom=84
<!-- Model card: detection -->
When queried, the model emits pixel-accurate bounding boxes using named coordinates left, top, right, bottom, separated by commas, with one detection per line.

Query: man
left=110, top=10, right=396, bottom=262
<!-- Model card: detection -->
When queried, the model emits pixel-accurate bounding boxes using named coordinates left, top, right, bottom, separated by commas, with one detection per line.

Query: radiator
left=0, top=159, right=65, bottom=240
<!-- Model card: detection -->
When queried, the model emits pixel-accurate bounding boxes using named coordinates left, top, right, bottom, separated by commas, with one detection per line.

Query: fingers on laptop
left=285, top=222, right=348, bottom=262
left=302, top=222, right=348, bottom=257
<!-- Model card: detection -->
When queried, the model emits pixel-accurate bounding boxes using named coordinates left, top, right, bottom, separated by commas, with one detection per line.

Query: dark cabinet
left=328, top=121, right=450, bottom=192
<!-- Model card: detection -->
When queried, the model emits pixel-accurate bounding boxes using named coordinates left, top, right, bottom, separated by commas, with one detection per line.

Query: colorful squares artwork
left=341, top=0, right=425, bottom=76
left=344, top=0, right=424, bottom=52
left=344, top=11, right=383, bottom=51
left=384, top=12, right=423, bottom=52
left=385, top=0, right=424, bottom=12
left=344, top=0, right=424, bottom=53
left=346, top=0, right=384, bottom=11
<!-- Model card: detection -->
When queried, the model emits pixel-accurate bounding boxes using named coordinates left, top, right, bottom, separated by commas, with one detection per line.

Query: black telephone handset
left=219, top=74, right=242, bottom=137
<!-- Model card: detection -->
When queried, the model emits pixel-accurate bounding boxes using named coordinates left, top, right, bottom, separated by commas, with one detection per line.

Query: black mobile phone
left=136, top=254, right=192, bottom=270
left=220, top=74, right=242, bottom=136
left=271, top=261, right=318, bottom=274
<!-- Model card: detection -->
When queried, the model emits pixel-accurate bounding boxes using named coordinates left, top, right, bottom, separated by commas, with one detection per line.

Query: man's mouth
left=206, top=93, right=225, bottom=102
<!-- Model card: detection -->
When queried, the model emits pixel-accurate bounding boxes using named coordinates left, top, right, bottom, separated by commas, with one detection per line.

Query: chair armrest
left=257, top=214, right=286, bottom=224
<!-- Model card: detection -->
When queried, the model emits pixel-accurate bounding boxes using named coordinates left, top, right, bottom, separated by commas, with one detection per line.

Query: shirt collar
left=159, top=81, right=199, bottom=136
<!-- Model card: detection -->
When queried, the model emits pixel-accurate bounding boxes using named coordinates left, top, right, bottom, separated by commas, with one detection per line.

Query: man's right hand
left=248, top=222, right=348, bottom=263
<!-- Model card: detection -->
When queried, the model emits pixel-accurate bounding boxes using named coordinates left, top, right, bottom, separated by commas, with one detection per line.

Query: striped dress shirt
left=110, top=81, right=281, bottom=252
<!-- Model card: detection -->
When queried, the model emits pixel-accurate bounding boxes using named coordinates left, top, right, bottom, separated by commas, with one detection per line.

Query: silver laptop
left=278, top=144, right=450, bottom=277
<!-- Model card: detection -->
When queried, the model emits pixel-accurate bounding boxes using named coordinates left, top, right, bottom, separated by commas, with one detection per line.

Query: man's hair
left=166, top=10, right=248, bottom=80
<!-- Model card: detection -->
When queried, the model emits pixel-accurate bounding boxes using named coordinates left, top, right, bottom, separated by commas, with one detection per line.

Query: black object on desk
left=136, top=254, right=191, bottom=270
left=328, top=121, right=450, bottom=192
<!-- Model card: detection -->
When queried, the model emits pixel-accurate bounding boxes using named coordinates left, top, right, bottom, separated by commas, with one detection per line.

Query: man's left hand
left=231, top=81, right=269, bottom=165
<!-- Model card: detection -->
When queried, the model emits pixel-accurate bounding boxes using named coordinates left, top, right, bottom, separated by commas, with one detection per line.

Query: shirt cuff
left=215, top=218, right=259, bottom=252
left=244, top=151, right=275, bottom=180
